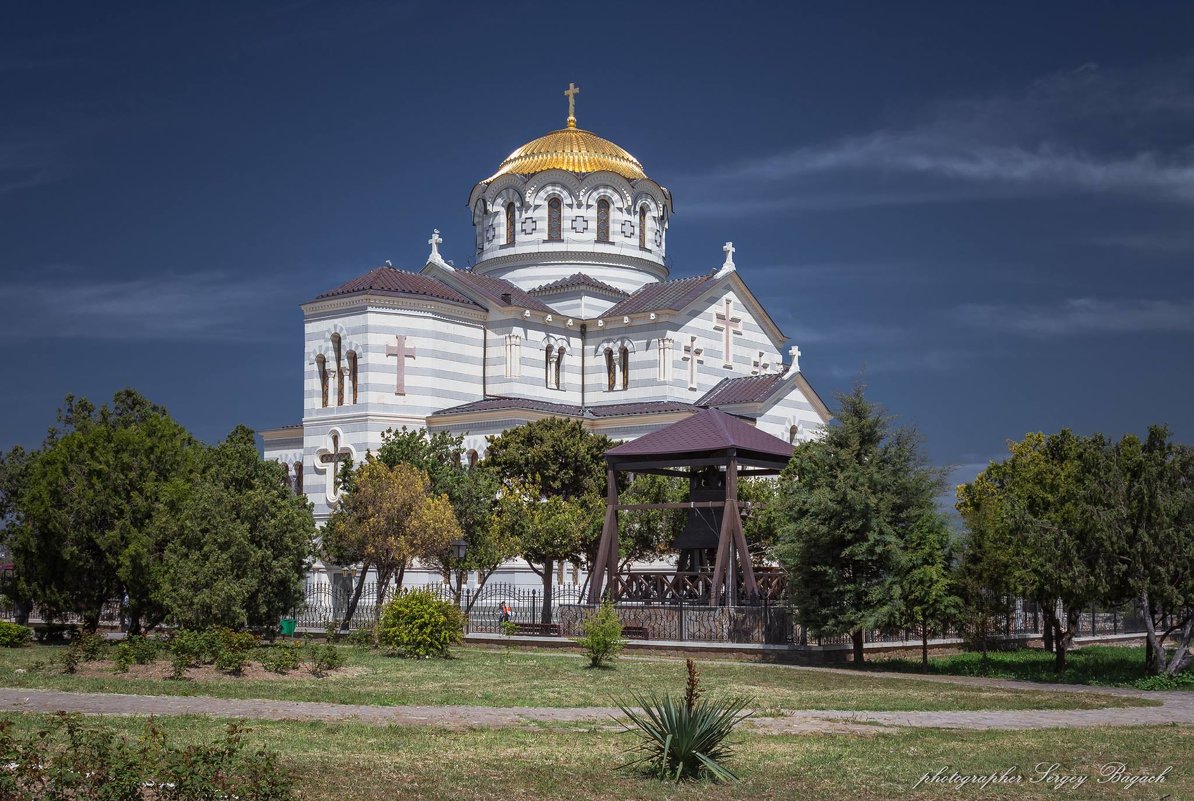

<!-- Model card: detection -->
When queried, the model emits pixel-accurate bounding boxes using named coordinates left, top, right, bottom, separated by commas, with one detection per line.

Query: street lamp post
left=450, top=538, right=468, bottom=600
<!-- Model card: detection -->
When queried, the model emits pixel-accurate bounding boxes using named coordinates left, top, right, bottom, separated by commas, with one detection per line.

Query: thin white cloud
left=0, top=270, right=302, bottom=342
left=956, top=297, right=1194, bottom=336
left=677, top=60, right=1194, bottom=214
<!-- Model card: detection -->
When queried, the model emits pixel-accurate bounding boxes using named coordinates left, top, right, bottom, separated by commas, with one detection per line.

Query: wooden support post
left=587, top=465, right=619, bottom=604
left=709, top=503, right=733, bottom=606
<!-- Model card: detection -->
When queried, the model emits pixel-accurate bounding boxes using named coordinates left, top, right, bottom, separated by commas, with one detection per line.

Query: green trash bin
left=279, top=617, right=296, bottom=637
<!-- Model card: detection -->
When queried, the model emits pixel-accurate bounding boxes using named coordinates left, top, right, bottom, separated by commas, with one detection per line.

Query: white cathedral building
left=262, top=86, right=830, bottom=591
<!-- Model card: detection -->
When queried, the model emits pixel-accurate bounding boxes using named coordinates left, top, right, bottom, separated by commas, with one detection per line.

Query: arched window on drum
left=547, top=197, right=562, bottom=241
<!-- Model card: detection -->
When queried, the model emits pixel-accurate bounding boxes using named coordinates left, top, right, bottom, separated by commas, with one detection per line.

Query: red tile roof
left=605, top=407, right=793, bottom=464
left=603, top=274, right=716, bottom=317
left=530, top=272, right=629, bottom=298
left=430, top=396, right=695, bottom=419
left=448, top=271, right=555, bottom=312
left=698, top=373, right=787, bottom=406
left=314, top=267, right=481, bottom=307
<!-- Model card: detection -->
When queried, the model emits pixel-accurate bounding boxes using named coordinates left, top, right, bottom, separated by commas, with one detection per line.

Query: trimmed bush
left=0, top=713, right=295, bottom=800
left=345, top=625, right=377, bottom=649
left=619, top=659, right=751, bottom=783
left=259, top=641, right=302, bottom=674
left=213, top=630, right=258, bottom=674
left=304, top=642, right=345, bottom=677
left=378, top=590, right=464, bottom=659
left=575, top=601, right=624, bottom=668
left=76, top=632, right=107, bottom=662
left=0, top=622, right=33, bottom=648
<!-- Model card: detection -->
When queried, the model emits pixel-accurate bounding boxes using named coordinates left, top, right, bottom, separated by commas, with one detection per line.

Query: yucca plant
left=618, top=659, right=751, bottom=782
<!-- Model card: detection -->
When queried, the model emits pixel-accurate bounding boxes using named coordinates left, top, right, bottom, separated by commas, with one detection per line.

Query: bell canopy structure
left=467, top=83, right=674, bottom=293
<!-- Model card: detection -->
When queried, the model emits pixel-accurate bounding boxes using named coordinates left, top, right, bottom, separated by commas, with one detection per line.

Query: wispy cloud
left=956, top=297, right=1194, bottom=337
left=677, top=60, right=1194, bottom=215
left=0, top=269, right=304, bottom=342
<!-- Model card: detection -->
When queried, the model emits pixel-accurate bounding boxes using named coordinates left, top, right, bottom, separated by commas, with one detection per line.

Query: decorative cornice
left=302, top=293, right=489, bottom=323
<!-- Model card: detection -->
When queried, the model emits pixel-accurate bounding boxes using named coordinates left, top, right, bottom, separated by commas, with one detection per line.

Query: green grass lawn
left=0, top=643, right=1153, bottom=712
left=0, top=712, right=1186, bottom=801
left=871, top=645, right=1194, bottom=690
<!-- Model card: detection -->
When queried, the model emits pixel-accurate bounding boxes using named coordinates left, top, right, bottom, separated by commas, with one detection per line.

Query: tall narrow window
left=547, top=197, right=562, bottom=241
left=317, top=355, right=329, bottom=408
left=332, top=334, right=344, bottom=406
left=620, top=346, right=630, bottom=390
left=638, top=205, right=647, bottom=248
left=505, top=202, right=516, bottom=245
left=605, top=348, right=615, bottom=391
left=347, top=351, right=358, bottom=404
left=545, top=344, right=554, bottom=387
left=467, top=449, right=479, bottom=468
left=555, top=346, right=565, bottom=389
left=596, top=198, right=610, bottom=242
left=282, top=462, right=292, bottom=492
left=293, top=461, right=304, bottom=494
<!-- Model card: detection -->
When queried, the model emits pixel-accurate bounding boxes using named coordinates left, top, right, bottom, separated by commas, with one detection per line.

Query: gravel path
left=0, top=683, right=1190, bottom=734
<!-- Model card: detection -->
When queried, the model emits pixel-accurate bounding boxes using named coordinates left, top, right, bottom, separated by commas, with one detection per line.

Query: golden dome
left=487, top=125, right=647, bottom=182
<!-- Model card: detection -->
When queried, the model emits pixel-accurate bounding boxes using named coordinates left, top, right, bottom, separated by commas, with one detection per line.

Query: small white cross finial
left=786, top=344, right=802, bottom=375
left=429, top=229, right=442, bottom=257
left=716, top=241, right=737, bottom=277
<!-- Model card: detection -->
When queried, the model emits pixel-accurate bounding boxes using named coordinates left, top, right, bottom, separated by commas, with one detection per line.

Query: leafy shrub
left=575, top=601, right=624, bottom=668
left=168, top=629, right=208, bottom=674
left=345, top=625, right=377, bottom=649
left=1134, top=671, right=1194, bottom=690
left=304, top=643, right=345, bottom=677
left=259, top=641, right=302, bottom=674
left=213, top=630, right=258, bottom=674
left=499, top=620, right=518, bottom=637
left=60, top=644, right=81, bottom=675
left=76, top=632, right=107, bottom=661
left=0, top=622, right=33, bottom=648
left=619, top=659, right=751, bottom=783
left=378, top=590, right=465, bottom=659
left=113, top=644, right=133, bottom=673
left=0, top=712, right=295, bottom=800
left=123, top=634, right=161, bottom=665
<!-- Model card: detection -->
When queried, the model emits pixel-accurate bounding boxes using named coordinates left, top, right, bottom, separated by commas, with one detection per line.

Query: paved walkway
left=0, top=683, right=1190, bottom=734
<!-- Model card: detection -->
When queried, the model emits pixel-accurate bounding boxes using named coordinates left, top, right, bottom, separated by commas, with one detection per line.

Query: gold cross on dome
left=564, top=82, right=580, bottom=128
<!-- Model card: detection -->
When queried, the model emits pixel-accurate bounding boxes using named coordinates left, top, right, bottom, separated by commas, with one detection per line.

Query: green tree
left=955, top=473, right=1016, bottom=670
left=1093, top=427, right=1194, bottom=676
left=485, top=418, right=611, bottom=620
left=8, top=392, right=199, bottom=632
left=962, top=431, right=1113, bottom=672
left=490, top=480, right=604, bottom=623
left=738, top=477, right=783, bottom=565
left=775, top=386, right=941, bottom=665
left=376, top=428, right=511, bottom=604
left=616, top=474, right=687, bottom=572
left=901, top=510, right=962, bottom=666
left=152, top=425, right=315, bottom=630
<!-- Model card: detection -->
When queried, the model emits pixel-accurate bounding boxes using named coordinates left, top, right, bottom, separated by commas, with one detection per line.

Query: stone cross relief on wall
left=385, top=335, right=417, bottom=395
left=314, top=431, right=352, bottom=503
left=713, top=297, right=742, bottom=366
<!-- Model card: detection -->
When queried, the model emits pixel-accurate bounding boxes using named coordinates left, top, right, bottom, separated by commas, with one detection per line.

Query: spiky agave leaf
left=617, top=692, right=751, bottom=782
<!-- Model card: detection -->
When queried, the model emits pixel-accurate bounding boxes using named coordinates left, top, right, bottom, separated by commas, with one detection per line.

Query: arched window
left=789, top=424, right=800, bottom=444
left=596, top=198, right=610, bottom=242
left=293, top=461, right=304, bottom=494
left=545, top=344, right=554, bottom=387
left=505, top=202, right=516, bottom=245
left=316, top=355, right=329, bottom=408
left=547, top=197, right=562, bottom=241
left=347, top=351, right=358, bottom=404
left=638, top=205, right=647, bottom=248
left=282, top=462, right=292, bottom=492
left=605, top=348, right=615, bottom=391
left=555, top=346, right=565, bottom=389
left=331, top=334, right=344, bottom=406
left=467, top=449, right=479, bottom=468
left=620, top=346, right=630, bottom=390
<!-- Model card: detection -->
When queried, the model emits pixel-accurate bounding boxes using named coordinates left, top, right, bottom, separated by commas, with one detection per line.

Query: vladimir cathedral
left=262, top=86, right=829, bottom=585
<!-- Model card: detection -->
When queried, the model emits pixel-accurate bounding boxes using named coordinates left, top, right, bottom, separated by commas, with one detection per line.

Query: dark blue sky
left=3, top=1, right=1192, bottom=488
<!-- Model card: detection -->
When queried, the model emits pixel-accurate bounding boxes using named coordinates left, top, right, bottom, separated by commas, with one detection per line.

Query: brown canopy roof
left=605, top=407, right=793, bottom=469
